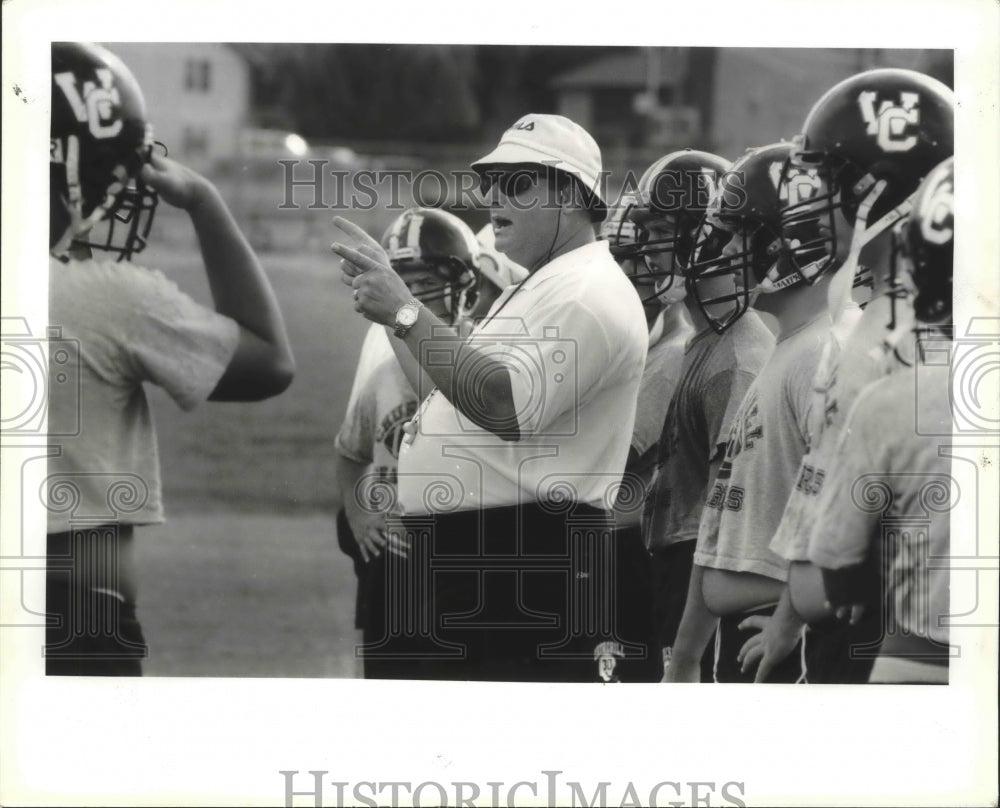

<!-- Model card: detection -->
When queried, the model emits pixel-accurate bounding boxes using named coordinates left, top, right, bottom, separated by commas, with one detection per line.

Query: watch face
left=399, top=305, right=418, bottom=326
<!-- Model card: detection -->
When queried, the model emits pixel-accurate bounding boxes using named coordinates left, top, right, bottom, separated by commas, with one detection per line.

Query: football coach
left=331, top=114, right=648, bottom=681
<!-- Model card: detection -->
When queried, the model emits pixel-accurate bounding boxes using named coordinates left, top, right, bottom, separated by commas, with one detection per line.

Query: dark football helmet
left=687, top=142, right=798, bottom=333
left=50, top=42, right=158, bottom=261
left=600, top=192, right=666, bottom=308
left=382, top=208, right=481, bottom=324
left=898, top=156, right=954, bottom=326
left=623, top=150, right=732, bottom=299
left=779, top=68, right=954, bottom=287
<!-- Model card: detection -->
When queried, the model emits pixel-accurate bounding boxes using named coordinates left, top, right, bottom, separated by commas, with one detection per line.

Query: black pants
left=650, top=540, right=716, bottom=682
left=46, top=530, right=146, bottom=676
left=803, top=609, right=882, bottom=684
left=361, top=502, right=657, bottom=682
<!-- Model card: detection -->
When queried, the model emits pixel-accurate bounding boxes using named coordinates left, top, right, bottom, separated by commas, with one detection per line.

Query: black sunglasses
left=479, top=166, right=565, bottom=198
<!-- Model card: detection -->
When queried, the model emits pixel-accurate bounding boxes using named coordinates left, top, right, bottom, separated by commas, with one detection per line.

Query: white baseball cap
left=471, top=114, right=608, bottom=215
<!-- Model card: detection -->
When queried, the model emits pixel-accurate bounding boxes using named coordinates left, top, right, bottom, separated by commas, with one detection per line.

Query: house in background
left=105, top=43, right=250, bottom=172
left=551, top=48, right=703, bottom=151
left=551, top=47, right=950, bottom=164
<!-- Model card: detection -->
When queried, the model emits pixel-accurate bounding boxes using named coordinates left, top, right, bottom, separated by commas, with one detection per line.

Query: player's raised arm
left=140, top=153, right=295, bottom=401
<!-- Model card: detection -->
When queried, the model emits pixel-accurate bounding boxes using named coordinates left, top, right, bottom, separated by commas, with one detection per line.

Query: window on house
left=184, top=59, right=212, bottom=92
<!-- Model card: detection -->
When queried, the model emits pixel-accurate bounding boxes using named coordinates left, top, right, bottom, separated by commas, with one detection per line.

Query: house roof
left=551, top=48, right=687, bottom=90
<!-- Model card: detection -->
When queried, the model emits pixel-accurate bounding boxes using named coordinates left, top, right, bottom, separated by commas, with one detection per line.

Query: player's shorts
left=607, top=524, right=660, bottom=682
left=714, top=604, right=807, bottom=684
left=363, top=502, right=656, bottom=682
left=801, top=609, right=882, bottom=684
left=650, top=539, right=716, bottom=682
left=45, top=576, right=147, bottom=675
left=46, top=528, right=147, bottom=676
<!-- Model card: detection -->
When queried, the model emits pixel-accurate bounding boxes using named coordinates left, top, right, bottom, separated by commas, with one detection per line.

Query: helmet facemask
left=776, top=143, right=850, bottom=286
left=686, top=211, right=772, bottom=334
left=622, top=206, right=698, bottom=307
left=397, top=258, right=478, bottom=326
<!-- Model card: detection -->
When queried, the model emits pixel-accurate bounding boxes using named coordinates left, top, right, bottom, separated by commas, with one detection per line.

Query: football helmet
left=382, top=208, right=481, bottom=324
left=780, top=68, right=954, bottom=287
left=600, top=192, right=670, bottom=308
left=687, top=142, right=795, bottom=333
left=899, top=156, right=954, bottom=326
left=624, top=150, right=731, bottom=302
left=50, top=42, right=158, bottom=260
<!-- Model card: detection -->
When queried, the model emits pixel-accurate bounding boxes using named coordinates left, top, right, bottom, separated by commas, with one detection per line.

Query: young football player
left=46, top=43, right=294, bottom=675
left=808, top=157, right=954, bottom=684
left=333, top=208, right=480, bottom=678
left=666, top=142, right=837, bottom=683
left=633, top=151, right=776, bottom=681
left=600, top=185, right=694, bottom=681
left=737, top=69, right=954, bottom=683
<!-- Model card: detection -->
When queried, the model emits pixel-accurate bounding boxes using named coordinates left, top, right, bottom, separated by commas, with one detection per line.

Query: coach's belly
left=702, top=567, right=784, bottom=616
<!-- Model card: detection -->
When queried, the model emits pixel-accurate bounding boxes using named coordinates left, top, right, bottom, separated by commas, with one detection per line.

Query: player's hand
left=829, top=601, right=867, bottom=625
left=737, top=614, right=802, bottom=682
left=345, top=509, right=388, bottom=563
left=331, top=218, right=412, bottom=327
left=139, top=152, right=211, bottom=211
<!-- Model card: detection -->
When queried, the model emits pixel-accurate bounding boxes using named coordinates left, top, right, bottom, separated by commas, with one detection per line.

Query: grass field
left=131, top=202, right=397, bottom=677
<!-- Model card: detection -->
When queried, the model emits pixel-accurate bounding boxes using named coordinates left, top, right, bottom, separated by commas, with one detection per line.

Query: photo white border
left=2, top=0, right=997, bottom=805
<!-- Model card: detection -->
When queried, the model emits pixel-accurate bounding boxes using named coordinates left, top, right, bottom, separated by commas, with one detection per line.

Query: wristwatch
left=393, top=299, right=423, bottom=339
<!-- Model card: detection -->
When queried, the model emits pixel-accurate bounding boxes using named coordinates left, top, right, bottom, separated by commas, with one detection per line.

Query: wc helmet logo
left=857, top=90, right=921, bottom=153
left=54, top=67, right=123, bottom=140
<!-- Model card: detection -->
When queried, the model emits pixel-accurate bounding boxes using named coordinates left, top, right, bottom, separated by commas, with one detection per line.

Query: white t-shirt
left=397, top=240, right=648, bottom=514
left=808, top=363, right=952, bottom=646
left=46, top=256, right=239, bottom=532
left=695, top=315, right=834, bottom=582
left=771, top=302, right=905, bottom=561
left=334, top=323, right=419, bottom=504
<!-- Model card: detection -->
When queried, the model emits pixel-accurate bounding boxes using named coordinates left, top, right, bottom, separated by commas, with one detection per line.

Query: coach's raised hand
left=331, top=217, right=412, bottom=326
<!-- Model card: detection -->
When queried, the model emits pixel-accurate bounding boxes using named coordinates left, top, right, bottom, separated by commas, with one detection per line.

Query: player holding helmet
left=736, top=69, right=954, bottom=683
left=808, top=157, right=955, bottom=684
left=333, top=208, right=481, bottom=677
left=667, top=142, right=841, bottom=683
left=46, top=43, right=294, bottom=675
left=635, top=150, right=776, bottom=680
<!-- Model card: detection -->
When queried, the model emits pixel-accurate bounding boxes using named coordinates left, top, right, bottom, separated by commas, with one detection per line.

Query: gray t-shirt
left=696, top=315, right=833, bottom=581
left=643, top=312, right=774, bottom=551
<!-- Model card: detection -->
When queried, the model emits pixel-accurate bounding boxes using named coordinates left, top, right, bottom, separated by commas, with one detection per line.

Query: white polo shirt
left=397, top=240, right=648, bottom=514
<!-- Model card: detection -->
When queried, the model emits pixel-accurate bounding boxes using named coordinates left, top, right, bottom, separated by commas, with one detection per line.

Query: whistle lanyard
left=404, top=274, right=533, bottom=446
